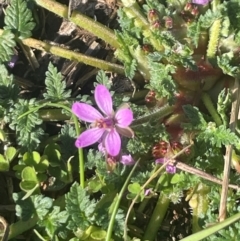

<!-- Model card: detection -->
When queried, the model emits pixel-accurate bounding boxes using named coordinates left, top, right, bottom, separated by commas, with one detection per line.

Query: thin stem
left=201, top=92, right=222, bottom=126
left=18, top=102, right=85, bottom=188
left=34, top=0, right=119, bottom=48
left=124, top=144, right=192, bottom=240
left=142, top=193, right=170, bottom=241
left=219, top=78, right=240, bottom=221
left=105, top=159, right=140, bottom=241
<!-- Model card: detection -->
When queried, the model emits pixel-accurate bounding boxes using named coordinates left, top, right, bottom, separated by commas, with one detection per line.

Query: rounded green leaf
left=44, top=143, right=61, bottom=167
left=5, top=146, right=17, bottom=162
left=21, top=166, right=38, bottom=183
left=37, top=155, right=49, bottom=173
left=0, top=129, right=6, bottom=142
left=170, top=173, right=181, bottom=184
left=23, top=151, right=41, bottom=166
left=90, top=230, right=106, bottom=240
left=0, top=154, right=9, bottom=171
left=128, top=183, right=141, bottom=194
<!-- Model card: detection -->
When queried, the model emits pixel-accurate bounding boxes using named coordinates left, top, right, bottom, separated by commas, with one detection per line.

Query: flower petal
left=72, top=102, right=103, bottom=122
left=192, top=0, right=210, bottom=5
left=155, top=158, right=165, bottom=164
left=104, top=130, right=121, bottom=156
left=115, top=108, right=133, bottom=126
left=75, top=128, right=105, bottom=148
left=115, top=125, right=134, bottom=138
left=95, top=85, right=113, bottom=116
left=166, top=165, right=176, bottom=174
left=120, top=154, right=135, bottom=165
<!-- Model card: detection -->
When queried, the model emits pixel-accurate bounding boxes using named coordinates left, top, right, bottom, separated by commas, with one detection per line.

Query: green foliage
left=0, top=31, right=16, bottom=63
left=13, top=192, right=53, bottom=221
left=43, top=62, right=71, bottom=100
left=59, top=124, right=76, bottom=160
left=4, top=0, right=35, bottom=38
left=95, top=70, right=112, bottom=89
left=115, top=31, right=138, bottom=79
left=182, top=105, right=207, bottom=130
left=38, top=206, right=69, bottom=239
left=217, top=52, right=240, bottom=77
left=217, top=88, right=231, bottom=126
left=0, top=65, right=19, bottom=110
left=65, top=182, right=96, bottom=232
left=198, top=124, right=239, bottom=148
left=8, top=98, right=44, bottom=151
left=146, top=57, right=177, bottom=103
left=0, top=146, right=17, bottom=171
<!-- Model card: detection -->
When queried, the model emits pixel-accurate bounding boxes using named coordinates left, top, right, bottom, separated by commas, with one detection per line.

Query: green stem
left=20, top=36, right=125, bottom=75
left=18, top=102, right=85, bottom=188
left=142, top=192, right=170, bottom=241
left=122, top=2, right=149, bottom=28
left=8, top=214, right=38, bottom=240
left=201, top=92, right=222, bottom=126
left=34, top=0, right=119, bottom=49
left=105, top=159, right=140, bottom=241
left=131, top=104, right=174, bottom=127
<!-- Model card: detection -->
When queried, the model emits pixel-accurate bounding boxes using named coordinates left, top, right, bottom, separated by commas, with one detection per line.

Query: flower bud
left=148, top=9, right=159, bottom=23
left=191, top=6, right=199, bottom=16
left=184, top=3, right=193, bottom=11
left=152, top=141, right=169, bottom=158
left=164, top=16, right=173, bottom=29
left=151, top=20, right=161, bottom=31
left=145, top=90, right=156, bottom=106
left=142, top=44, right=153, bottom=54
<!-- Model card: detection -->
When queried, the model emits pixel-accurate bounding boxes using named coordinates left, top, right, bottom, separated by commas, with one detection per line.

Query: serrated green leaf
left=65, top=182, right=96, bottom=231
left=32, top=195, right=53, bottom=220
left=0, top=30, right=16, bottom=63
left=38, top=206, right=69, bottom=238
left=182, top=104, right=207, bottom=130
left=4, top=0, right=35, bottom=38
left=43, top=62, right=71, bottom=100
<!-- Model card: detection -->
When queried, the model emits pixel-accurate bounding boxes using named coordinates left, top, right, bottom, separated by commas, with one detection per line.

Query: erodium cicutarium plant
left=72, top=84, right=134, bottom=156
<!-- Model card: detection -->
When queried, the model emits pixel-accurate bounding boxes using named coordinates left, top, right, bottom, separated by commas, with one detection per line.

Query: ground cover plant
left=1, top=0, right=240, bottom=240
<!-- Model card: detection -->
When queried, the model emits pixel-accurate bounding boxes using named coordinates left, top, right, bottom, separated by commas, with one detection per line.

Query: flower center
left=96, top=118, right=115, bottom=130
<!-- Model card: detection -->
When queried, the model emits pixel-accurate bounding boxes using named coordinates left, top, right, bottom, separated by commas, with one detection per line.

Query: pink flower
left=120, top=154, right=135, bottom=166
left=72, top=84, right=134, bottom=156
left=192, top=0, right=210, bottom=5
left=156, top=158, right=176, bottom=174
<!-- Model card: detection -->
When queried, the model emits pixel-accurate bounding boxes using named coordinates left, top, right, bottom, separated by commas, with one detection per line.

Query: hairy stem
left=34, top=0, right=119, bottom=48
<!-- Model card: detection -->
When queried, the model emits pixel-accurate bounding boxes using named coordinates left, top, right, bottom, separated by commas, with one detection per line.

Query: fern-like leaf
left=65, top=182, right=96, bottom=231
left=4, top=0, right=35, bottom=39
left=8, top=99, right=44, bottom=151
left=43, top=62, right=71, bottom=100
left=0, top=30, right=16, bottom=63
left=0, top=64, right=19, bottom=109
